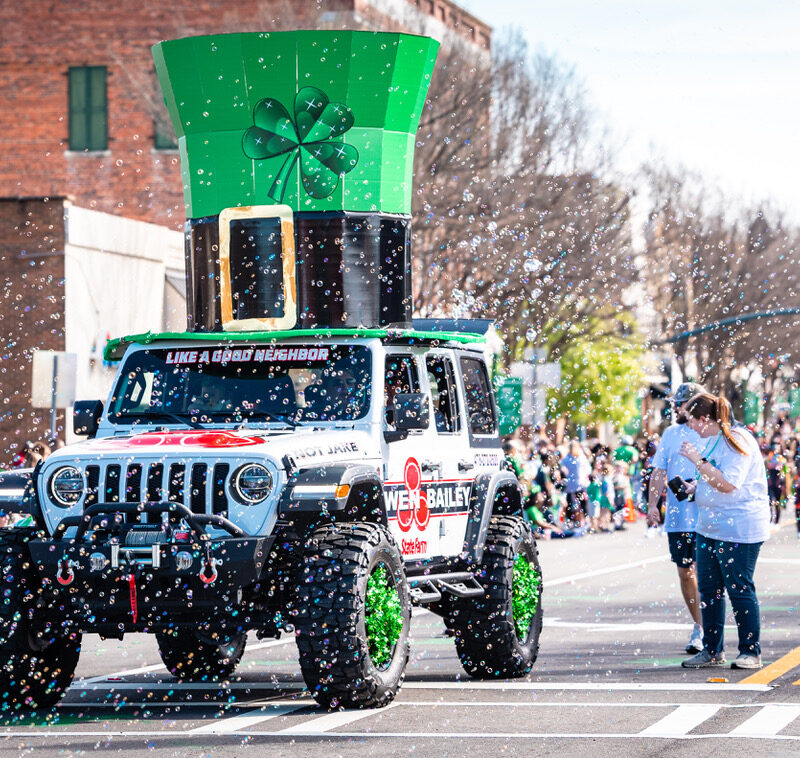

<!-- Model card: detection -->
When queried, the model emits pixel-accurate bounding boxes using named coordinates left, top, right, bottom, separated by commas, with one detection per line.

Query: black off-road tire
left=0, top=528, right=82, bottom=712
left=450, top=515, right=543, bottom=678
left=294, top=522, right=410, bottom=709
left=156, top=630, right=247, bottom=681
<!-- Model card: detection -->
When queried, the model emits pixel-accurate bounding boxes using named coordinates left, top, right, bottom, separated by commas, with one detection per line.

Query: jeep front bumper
left=28, top=535, right=271, bottom=634
left=27, top=501, right=272, bottom=635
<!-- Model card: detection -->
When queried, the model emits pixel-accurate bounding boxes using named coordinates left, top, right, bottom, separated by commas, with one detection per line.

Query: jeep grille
left=83, top=462, right=231, bottom=519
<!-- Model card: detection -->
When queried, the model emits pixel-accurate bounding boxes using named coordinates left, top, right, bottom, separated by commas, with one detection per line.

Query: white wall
left=63, top=204, right=185, bottom=438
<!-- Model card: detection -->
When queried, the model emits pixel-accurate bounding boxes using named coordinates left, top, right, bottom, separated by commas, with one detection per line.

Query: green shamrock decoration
left=242, top=85, right=359, bottom=202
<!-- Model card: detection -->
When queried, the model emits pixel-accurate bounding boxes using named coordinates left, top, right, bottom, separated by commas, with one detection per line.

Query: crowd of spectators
left=756, top=413, right=800, bottom=531
left=504, top=410, right=800, bottom=542
left=503, top=427, right=644, bottom=540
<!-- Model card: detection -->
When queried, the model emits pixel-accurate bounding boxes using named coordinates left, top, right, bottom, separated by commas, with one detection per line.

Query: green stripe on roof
left=104, top=328, right=486, bottom=361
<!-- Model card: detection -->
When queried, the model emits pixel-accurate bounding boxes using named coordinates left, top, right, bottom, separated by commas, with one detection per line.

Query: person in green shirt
left=614, top=435, right=640, bottom=476
left=586, top=475, right=602, bottom=532
left=503, top=440, right=525, bottom=479
left=524, top=501, right=585, bottom=539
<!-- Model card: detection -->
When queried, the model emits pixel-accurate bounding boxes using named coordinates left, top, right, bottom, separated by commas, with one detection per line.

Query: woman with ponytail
left=678, top=392, right=770, bottom=670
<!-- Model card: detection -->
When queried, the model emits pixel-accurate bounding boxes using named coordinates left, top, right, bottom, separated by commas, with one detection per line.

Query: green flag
left=495, top=376, right=523, bottom=436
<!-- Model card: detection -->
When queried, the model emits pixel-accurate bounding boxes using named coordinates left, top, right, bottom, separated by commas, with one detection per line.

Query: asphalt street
left=3, top=518, right=800, bottom=757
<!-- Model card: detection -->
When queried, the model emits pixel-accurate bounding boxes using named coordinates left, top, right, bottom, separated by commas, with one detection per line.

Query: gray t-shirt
left=652, top=424, right=700, bottom=532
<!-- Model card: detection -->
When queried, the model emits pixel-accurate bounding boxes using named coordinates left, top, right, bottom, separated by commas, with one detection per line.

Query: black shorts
left=668, top=531, right=697, bottom=567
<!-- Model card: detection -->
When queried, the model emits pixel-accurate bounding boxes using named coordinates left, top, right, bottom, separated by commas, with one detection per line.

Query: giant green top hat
left=153, top=31, right=438, bottom=332
left=154, top=31, right=438, bottom=218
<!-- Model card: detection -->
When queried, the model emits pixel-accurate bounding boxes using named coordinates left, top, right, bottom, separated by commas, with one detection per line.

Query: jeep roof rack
left=411, top=318, right=494, bottom=335
left=104, top=327, right=486, bottom=362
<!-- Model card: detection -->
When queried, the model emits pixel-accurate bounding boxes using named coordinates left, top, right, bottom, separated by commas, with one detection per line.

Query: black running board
left=407, top=571, right=484, bottom=605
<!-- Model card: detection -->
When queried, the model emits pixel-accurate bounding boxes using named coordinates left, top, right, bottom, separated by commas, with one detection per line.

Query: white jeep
left=0, top=323, right=542, bottom=710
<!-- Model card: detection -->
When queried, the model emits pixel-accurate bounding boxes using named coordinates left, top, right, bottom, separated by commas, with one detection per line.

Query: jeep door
left=382, top=350, right=441, bottom=560
left=455, top=352, right=504, bottom=475
left=422, top=351, right=473, bottom=556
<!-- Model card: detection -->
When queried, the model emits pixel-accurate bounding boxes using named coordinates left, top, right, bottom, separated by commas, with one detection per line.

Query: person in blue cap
left=647, top=381, right=706, bottom=654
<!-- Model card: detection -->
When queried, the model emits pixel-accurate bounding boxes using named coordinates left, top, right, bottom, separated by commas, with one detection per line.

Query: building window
left=154, top=118, right=178, bottom=150
left=68, top=66, right=107, bottom=151
left=152, top=70, right=178, bottom=150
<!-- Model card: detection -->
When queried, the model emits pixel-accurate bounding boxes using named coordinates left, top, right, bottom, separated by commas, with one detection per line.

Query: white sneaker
left=685, top=625, right=703, bottom=654
left=731, top=654, right=762, bottom=669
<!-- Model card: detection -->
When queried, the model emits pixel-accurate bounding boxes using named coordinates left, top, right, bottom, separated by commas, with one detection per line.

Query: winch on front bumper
left=26, top=502, right=272, bottom=635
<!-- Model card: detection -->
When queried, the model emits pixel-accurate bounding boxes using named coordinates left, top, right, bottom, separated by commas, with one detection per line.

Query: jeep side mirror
left=73, top=400, right=104, bottom=437
left=392, top=393, right=430, bottom=431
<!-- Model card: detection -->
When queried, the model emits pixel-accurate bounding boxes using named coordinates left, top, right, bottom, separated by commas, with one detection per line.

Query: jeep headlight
left=232, top=464, right=272, bottom=505
left=49, top=466, right=84, bottom=507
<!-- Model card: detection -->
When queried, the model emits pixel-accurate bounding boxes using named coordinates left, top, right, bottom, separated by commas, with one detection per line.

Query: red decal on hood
left=92, top=431, right=264, bottom=450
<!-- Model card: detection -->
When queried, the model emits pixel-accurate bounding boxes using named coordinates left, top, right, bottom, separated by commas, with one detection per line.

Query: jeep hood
left=50, top=428, right=376, bottom=468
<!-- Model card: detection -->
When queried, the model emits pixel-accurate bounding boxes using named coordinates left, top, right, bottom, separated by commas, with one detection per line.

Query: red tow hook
left=199, top=558, right=218, bottom=586
left=56, top=558, right=74, bottom=586
left=127, top=573, right=138, bottom=624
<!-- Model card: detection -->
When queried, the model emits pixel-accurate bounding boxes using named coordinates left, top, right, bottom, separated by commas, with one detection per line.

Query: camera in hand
left=668, top=476, right=695, bottom=502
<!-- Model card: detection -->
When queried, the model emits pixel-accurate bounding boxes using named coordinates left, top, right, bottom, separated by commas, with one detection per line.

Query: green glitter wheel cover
left=365, top=565, right=404, bottom=668
left=512, top=555, right=542, bottom=640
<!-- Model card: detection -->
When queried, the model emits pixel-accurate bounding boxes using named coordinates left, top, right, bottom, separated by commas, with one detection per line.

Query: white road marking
left=218, top=730, right=800, bottom=740
left=544, top=555, right=668, bottom=588
left=189, top=704, right=304, bottom=734
left=55, top=700, right=800, bottom=711
left=78, top=661, right=167, bottom=683
left=376, top=701, right=791, bottom=709
left=70, top=679, right=773, bottom=694
left=9, top=703, right=800, bottom=740
left=638, top=704, right=721, bottom=736
left=280, top=704, right=396, bottom=734
left=5, top=729, right=800, bottom=741
left=402, top=681, right=772, bottom=692
left=57, top=700, right=798, bottom=711
left=60, top=699, right=312, bottom=709
left=76, top=636, right=295, bottom=685
left=729, top=705, right=800, bottom=737
left=73, top=681, right=307, bottom=692
left=544, top=619, right=691, bottom=632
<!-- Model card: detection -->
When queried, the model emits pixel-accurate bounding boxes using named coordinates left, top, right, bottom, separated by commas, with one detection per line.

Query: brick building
left=0, top=199, right=184, bottom=456
left=0, top=0, right=490, bottom=458
left=0, top=199, right=68, bottom=453
left=0, top=0, right=490, bottom=230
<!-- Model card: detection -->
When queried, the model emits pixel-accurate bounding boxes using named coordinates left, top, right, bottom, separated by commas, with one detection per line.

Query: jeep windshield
left=108, top=344, right=371, bottom=425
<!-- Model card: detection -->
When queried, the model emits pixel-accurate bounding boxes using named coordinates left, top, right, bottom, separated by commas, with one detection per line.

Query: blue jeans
left=697, top=537, right=762, bottom=657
